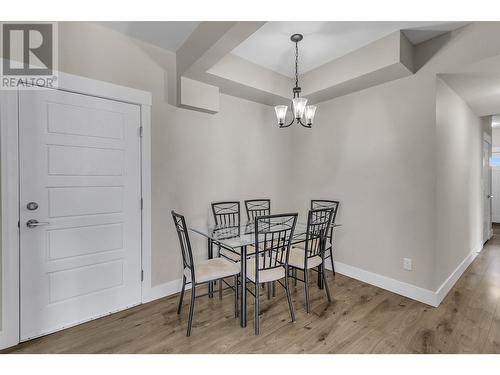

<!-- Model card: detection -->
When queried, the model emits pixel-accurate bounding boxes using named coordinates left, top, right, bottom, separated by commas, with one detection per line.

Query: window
left=491, top=153, right=500, bottom=167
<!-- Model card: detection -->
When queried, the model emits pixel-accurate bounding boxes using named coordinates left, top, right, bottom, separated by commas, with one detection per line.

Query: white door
left=19, top=88, right=142, bottom=340
left=492, top=152, right=500, bottom=223
left=483, top=138, right=493, bottom=243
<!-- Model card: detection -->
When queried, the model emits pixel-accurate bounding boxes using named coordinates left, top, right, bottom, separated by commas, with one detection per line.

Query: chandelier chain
left=294, top=41, right=299, bottom=91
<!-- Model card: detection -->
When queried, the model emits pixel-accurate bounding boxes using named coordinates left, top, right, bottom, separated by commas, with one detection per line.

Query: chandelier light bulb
left=274, top=105, right=288, bottom=125
left=304, top=105, right=317, bottom=125
left=292, top=97, right=308, bottom=119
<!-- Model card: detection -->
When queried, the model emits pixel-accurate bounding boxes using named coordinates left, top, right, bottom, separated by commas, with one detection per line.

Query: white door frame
left=483, top=132, right=493, bottom=243
left=0, top=72, right=152, bottom=350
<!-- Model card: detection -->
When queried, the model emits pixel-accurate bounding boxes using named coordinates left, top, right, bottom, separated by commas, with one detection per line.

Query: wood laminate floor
left=4, top=228, right=500, bottom=354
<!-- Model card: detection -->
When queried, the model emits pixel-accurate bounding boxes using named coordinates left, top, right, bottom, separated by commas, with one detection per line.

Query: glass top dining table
left=189, top=221, right=341, bottom=329
left=190, top=221, right=341, bottom=249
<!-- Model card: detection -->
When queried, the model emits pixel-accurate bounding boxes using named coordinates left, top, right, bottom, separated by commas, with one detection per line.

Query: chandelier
left=274, top=33, right=316, bottom=128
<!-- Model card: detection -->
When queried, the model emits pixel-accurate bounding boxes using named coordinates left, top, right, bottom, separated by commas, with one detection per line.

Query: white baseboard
left=142, top=249, right=481, bottom=308
left=142, top=278, right=190, bottom=303
left=434, top=249, right=479, bottom=306
left=325, top=261, right=437, bottom=307
left=326, top=247, right=480, bottom=307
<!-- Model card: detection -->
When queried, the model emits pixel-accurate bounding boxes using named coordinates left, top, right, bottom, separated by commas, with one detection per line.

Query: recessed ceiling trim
left=231, top=21, right=469, bottom=77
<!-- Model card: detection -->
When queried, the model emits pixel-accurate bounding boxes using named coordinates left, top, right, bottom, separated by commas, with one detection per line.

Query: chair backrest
left=171, top=211, right=195, bottom=280
left=244, top=199, right=271, bottom=221
left=211, top=201, right=240, bottom=227
left=311, top=200, right=340, bottom=242
left=304, top=208, right=335, bottom=259
left=253, top=213, right=298, bottom=280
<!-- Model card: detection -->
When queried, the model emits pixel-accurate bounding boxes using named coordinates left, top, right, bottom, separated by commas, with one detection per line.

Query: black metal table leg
left=208, top=237, right=214, bottom=298
left=240, top=245, right=247, bottom=328
left=317, top=241, right=325, bottom=289
left=317, top=265, right=324, bottom=289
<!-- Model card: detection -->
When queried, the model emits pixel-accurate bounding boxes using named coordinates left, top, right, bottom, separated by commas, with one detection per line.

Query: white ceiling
left=96, top=21, right=468, bottom=77
left=442, top=73, right=500, bottom=117
left=96, top=21, right=200, bottom=52
left=232, top=21, right=469, bottom=77
left=492, top=115, right=500, bottom=127
left=440, top=53, right=500, bottom=117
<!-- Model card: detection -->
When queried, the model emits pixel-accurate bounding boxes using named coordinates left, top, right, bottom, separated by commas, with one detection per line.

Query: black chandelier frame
left=278, top=33, right=313, bottom=129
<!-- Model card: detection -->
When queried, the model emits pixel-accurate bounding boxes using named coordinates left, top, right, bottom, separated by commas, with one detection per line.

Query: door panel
left=47, top=101, right=125, bottom=139
left=493, top=165, right=500, bottom=223
left=48, top=260, right=124, bottom=303
left=48, top=145, right=124, bottom=176
left=48, top=186, right=124, bottom=217
left=47, top=223, right=124, bottom=260
left=19, top=88, right=142, bottom=340
left=483, top=139, right=493, bottom=243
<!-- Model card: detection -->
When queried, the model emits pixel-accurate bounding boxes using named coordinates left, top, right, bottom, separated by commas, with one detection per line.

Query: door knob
left=26, top=219, right=50, bottom=228
left=488, top=195, right=494, bottom=199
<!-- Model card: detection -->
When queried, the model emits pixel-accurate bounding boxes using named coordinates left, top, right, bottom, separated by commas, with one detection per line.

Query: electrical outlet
left=403, top=258, right=412, bottom=271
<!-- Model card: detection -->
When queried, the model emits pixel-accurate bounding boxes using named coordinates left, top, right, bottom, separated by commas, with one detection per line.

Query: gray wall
left=288, top=22, right=500, bottom=291
left=288, top=70, right=438, bottom=290
left=56, top=22, right=295, bottom=285
left=493, top=127, right=500, bottom=147
left=435, top=78, right=483, bottom=287
left=483, top=117, right=493, bottom=139
left=0, top=152, right=2, bottom=330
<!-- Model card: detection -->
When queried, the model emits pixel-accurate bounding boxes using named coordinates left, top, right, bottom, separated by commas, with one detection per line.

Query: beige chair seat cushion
left=288, top=247, right=323, bottom=269
left=246, top=257, right=285, bottom=283
left=185, top=258, right=240, bottom=284
left=293, top=239, right=331, bottom=251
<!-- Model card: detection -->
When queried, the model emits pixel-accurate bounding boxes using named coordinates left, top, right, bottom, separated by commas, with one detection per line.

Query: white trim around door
left=483, top=133, right=493, bottom=243
left=0, top=71, right=152, bottom=350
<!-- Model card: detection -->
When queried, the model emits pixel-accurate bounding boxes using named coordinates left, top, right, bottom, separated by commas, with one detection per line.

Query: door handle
left=26, top=219, right=50, bottom=228
left=488, top=195, right=494, bottom=199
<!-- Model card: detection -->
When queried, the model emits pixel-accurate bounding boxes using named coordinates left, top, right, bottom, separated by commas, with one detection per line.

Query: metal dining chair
left=310, top=200, right=340, bottom=275
left=244, top=199, right=271, bottom=221
left=172, top=211, right=240, bottom=336
left=246, top=213, right=298, bottom=335
left=211, top=201, right=243, bottom=263
left=211, top=201, right=254, bottom=301
left=288, top=207, right=335, bottom=313
left=245, top=199, right=274, bottom=297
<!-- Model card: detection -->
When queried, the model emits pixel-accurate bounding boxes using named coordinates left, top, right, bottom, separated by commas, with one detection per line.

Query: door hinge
left=139, top=125, right=143, bottom=138
left=141, top=270, right=144, bottom=282
left=140, top=197, right=143, bottom=210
